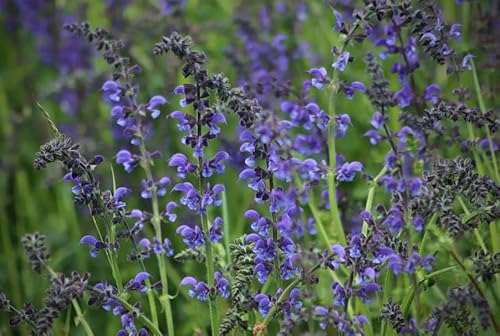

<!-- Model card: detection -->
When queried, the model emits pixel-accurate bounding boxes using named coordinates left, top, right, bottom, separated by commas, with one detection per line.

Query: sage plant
left=2, top=1, right=499, bottom=336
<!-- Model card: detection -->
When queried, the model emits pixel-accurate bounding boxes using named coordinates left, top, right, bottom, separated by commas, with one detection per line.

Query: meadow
left=0, top=1, right=499, bottom=335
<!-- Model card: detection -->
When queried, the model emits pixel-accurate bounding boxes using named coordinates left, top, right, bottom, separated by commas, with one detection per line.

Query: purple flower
left=254, top=238, right=276, bottom=261
left=383, top=206, right=404, bottom=233
left=173, top=182, right=200, bottom=211
left=163, top=201, right=178, bottom=222
left=450, top=24, right=462, bottom=38
left=337, top=161, right=363, bottom=182
left=385, top=151, right=398, bottom=169
left=364, top=130, right=383, bottom=145
left=423, top=84, right=441, bottom=104
left=420, top=32, right=437, bottom=46
left=280, top=255, right=300, bottom=280
left=461, top=54, right=474, bottom=70
left=279, top=236, right=295, bottom=255
left=200, top=184, right=225, bottom=212
left=370, top=111, right=385, bottom=129
left=239, top=168, right=265, bottom=191
left=314, top=306, right=329, bottom=330
left=307, top=67, right=329, bottom=89
left=333, top=10, right=344, bottom=32
left=254, top=263, right=271, bottom=284
left=203, top=151, right=229, bottom=177
left=116, top=150, right=138, bottom=173
left=170, top=111, right=195, bottom=132
left=147, top=95, right=167, bottom=119
left=343, top=81, right=366, bottom=99
left=479, top=138, right=499, bottom=153
left=255, top=293, right=272, bottom=317
left=164, top=238, right=174, bottom=256
left=168, top=153, right=197, bottom=178
left=176, top=225, right=205, bottom=248
left=332, top=282, right=347, bottom=307
left=205, top=112, right=227, bottom=135
left=80, top=235, right=106, bottom=257
left=113, top=187, right=129, bottom=209
left=413, top=215, right=424, bottom=232
left=214, top=272, right=230, bottom=298
left=329, top=244, right=346, bottom=269
left=180, top=277, right=209, bottom=301
left=332, top=51, right=350, bottom=72
left=409, top=177, right=423, bottom=196
left=125, top=272, right=151, bottom=293
left=394, top=83, right=413, bottom=108
left=380, top=175, right=398, bottom=193
left=209, top=217, right=223, bottom=242
left=246, top=210, right=270, bottom=237
left=385, top=250, right=404, bottom=275
left=102, top=80, right=121, bottom=102
left=335, top=114, right=352, bottom=138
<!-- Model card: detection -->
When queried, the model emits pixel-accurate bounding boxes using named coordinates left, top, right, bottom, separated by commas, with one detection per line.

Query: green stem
left=380, top=271, right=393, bottom=336
left=401, top=265, right=458, bottom=317
left=470, top=59, right=499, bottom=252
left=471, top=60, right=499, bottom=181
left=325, top=24, right=360, bottom=246
left=296, top=176, right=331, bottom=247
left=200, top=209, right=218, bottom=336
left=71, top=300, right=94, bottom=336
left=327, top=87, right=345, bottom=246
left=457, top=196, right=488, bottom=252
left=195, top=82, right=218, bottom=336
left=222, top=189, right=231, bottom=265
left=361, top=166, right=388, bottom=235
left=89, top=212, right=124, bottom=292
left=418, top=214, right=437, bottom=255
left=143, top=153, right=174, bottom=336
left=112, top=295, right=163, bottom=336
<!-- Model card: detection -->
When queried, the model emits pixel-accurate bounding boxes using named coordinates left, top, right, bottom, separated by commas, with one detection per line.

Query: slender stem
left=361, top=166, right=388, bottom=235
left=196, top=84, right=218, bottom=336
left=222, top=189, right=231, bottom=265
left=265, top=154, right=281, bottom=288
left=325, top=24, right=360, bottom=246
left=418, top=214, right=437, bottom=255
left=139, top=140, right=175, bottom=336
left=89, top=211, right=124, bottom=292
left=457, top=196, right=488, bottom=252
left=200, top=207, right=218, bottom=336
left=401, top=265, right=459, bottom=317
left=326, top=103, right=345, bottom=246
left=71, top=300, right=95, bottom=336
left=111, top=294, right=163, bottom=336
left=470, top=59, right=499, bottom=253
left=471, top=60, right=499, bottom=181
left=294, top=176, right=331, bottom=247
left=380, top=271, right=393, bottom=336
